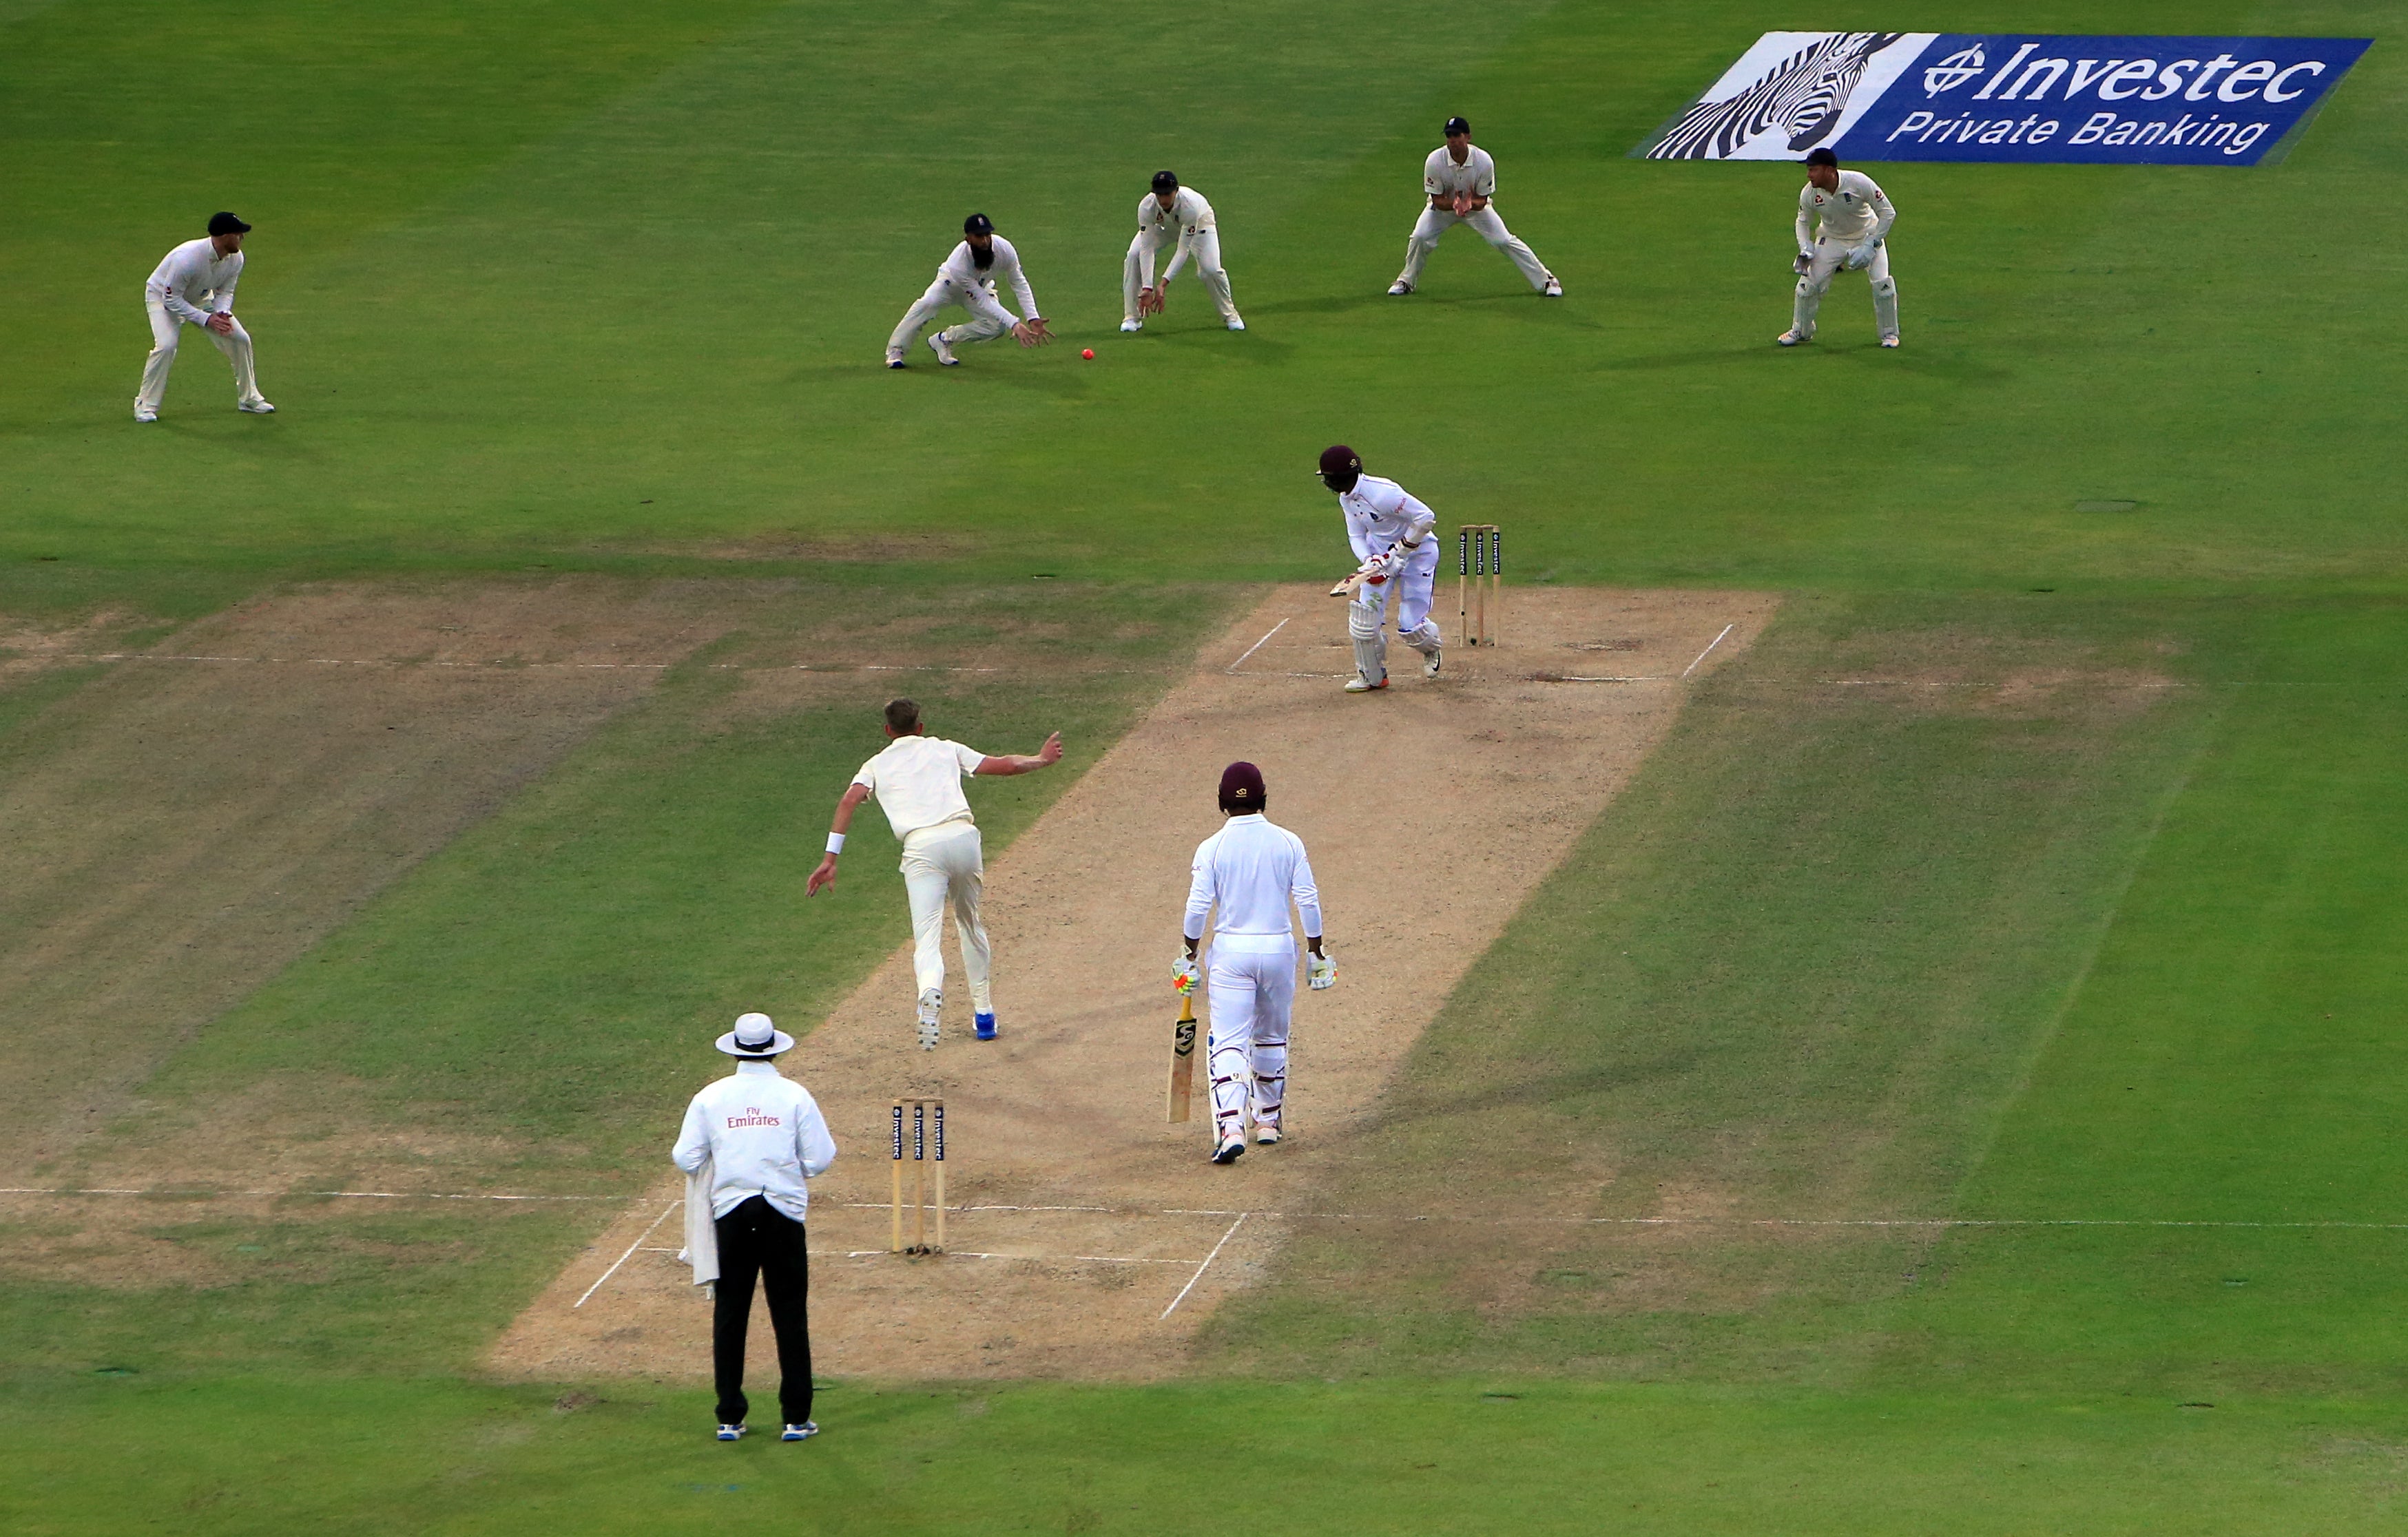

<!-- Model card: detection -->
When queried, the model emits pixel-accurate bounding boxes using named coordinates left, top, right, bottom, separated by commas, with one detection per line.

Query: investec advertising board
left=1639, top=32, right=2371, bottom=165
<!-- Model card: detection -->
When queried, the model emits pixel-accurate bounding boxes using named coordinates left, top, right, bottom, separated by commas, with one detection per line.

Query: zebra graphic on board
left=1646, top=32, right=1909, bottom=160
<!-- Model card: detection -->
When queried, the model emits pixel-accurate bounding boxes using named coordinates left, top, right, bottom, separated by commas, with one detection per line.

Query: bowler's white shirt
left=1338, top=475, right=1439, bottom=563
left=854, top=733, right=987, bottom=839
left=1136, top=187, right=1216, bottom=235
left=147, top=238, right=243, bottom=325
left=1423, top=145, right=1498, bottom=200
left=1185, top=813, right=1323, bottom=954
left=1797, top=171, right=1894, bottom=247
left=935, top=236, right=1040, bottom=320
left=672, top=1061, right=838, bottom=1223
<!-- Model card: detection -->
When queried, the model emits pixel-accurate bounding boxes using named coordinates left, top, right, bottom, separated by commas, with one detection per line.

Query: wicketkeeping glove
left=1307, top=951, right=1336, bottom=990
left=1173, top=954, right=1201, bottom=994
left=1844, top=244, right=1876, bottom=271
left=1793, top=251, right=1815, bottom=276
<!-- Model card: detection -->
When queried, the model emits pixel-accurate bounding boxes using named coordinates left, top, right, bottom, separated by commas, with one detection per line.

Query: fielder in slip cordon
left=886, top=213, right=1053, bottom=368
left=807, top=698, right=1062, bottom=1049
left=1175, top=762, right=1334, bottom=1165
left=136, top=212, right=276, bottom=422
left=1780, top=147, right=1900, bottom=348
left=1389, top=116, right=1561, bottom=298
left=1122, top=171, right=1243, bottom=333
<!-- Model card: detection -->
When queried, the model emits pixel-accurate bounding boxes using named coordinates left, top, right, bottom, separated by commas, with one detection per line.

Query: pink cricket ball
left=1081, top=348, right=1095, bottom=359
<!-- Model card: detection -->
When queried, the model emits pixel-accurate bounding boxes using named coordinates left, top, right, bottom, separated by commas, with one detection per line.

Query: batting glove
left=1173, top=955, right=1201, bottom=994
left=1307, top=952, right=1336, bottom=991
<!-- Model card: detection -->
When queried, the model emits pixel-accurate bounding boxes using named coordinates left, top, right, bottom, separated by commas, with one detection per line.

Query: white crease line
left=830, top=1201, right=1117, bottom=1215
left=1161, top=1211, right=1249, bottom=1320
left=1681, top=623, right=1736, bottom=680
left=574, top=1199, right=681, bottom=1309
left=1225, top=617, right=1290, bottom=673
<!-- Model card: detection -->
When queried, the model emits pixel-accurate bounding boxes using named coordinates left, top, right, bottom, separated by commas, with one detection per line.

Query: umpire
left=671, top=1012, right=837, bottom=1443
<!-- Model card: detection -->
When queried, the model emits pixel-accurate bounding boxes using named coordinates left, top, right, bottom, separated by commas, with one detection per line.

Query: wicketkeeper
left=1177, top=762, right=1333, bottom=1164
left=1781, top=147, right=1900, bottom=348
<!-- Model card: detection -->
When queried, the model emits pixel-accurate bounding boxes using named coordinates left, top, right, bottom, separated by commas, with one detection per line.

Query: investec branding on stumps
left=1639, top=32, right=2369, bottom=165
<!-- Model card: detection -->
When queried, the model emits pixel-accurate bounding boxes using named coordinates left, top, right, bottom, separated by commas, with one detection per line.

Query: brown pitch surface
left=490, top=582, right=1776, bottom=1383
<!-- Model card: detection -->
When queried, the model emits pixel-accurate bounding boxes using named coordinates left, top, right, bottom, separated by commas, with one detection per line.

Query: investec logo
left=1900, top=42, right=2338, bottom=156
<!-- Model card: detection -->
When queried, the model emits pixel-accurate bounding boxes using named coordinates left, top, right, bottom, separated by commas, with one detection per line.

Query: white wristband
left=825, top=832, right=845, bottom=855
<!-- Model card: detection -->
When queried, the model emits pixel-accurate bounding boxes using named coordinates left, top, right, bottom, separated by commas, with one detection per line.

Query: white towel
left=679, top=1159, right=719, bottom=1288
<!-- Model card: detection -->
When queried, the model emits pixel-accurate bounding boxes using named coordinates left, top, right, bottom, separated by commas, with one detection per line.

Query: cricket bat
left=1167, top=991, right=1198, bottom=1122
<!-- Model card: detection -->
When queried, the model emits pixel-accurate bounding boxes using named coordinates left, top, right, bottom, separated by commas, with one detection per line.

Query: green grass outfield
left=4, top=0, right=2407, bottom=1529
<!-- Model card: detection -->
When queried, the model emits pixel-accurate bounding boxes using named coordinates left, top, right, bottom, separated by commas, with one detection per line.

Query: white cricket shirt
left=1338, top=475, right=1439, bottom=563
left=672, top=1061, right=838, bottom=1222
left=1797, top=171, right=1894, bottom=247
left=146, top=237, right=244, bottom=325
left=935, top=236, right=1040, bottom=320
left=1423, top=144, right=1498, bottom=201
left=853, top=733, right=988, bottom=839
left=1136, top=187, right=1216, bottom=236
left=1185, top=813, right=1323, bottom=954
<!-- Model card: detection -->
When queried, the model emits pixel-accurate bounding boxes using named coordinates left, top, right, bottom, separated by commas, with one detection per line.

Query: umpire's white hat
left=716, top=1012, right=794, bottom=1056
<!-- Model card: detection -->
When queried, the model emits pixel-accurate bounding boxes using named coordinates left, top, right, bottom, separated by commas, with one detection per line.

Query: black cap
left=1151, top=170, right=1179, bottom=193
left=1318, top=444, right=1362, bottom=478
left=964, top=212, right=995, bottom=236
left=1444, top=116, right=1471, bottom=137
left=1804, top=147, right=1839, bottom=167
left=207, top=211, right=251, bottom=236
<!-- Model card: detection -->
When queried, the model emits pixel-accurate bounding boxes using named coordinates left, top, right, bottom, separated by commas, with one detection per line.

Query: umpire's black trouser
left=712, top=1194, right=813, bottom=1427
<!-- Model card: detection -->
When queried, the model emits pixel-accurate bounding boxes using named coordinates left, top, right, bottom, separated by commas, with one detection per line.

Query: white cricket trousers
left=1122, top=229, right=1237, bottom=323
left=138, top=302, right=264, bottom=413
left=887, top=278, right=1017, bottom=359
left=899, top=822, right=992, bottom=1014
left=1792, top=238, right=1898, bottom=342
left=1349, top=539, right=1443, bottom=682
left=1205, top=942, right=1296, bottom=1136
left=1398, top=206, right=1555, bottom=291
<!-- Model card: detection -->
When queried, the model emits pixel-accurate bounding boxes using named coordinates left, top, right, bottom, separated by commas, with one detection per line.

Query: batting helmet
left=1317, top=444, right=1362, bottom=492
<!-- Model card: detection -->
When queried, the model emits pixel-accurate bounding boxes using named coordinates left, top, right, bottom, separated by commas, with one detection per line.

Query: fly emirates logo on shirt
left=726, top=1107, right=783, bottom=1129
left=1637, top=32, right=2369, bottom=166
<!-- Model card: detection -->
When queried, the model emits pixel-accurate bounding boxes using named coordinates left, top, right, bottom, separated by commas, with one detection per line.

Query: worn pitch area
left=495, top=584, right=1774, bottom=1382
left=0, top=581, right=726, bottom=1178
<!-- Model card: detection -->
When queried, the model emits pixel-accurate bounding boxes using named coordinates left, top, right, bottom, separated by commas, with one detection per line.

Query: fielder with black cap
left=886, top=214, right=1053, bottom=367
left=1389, top=117, right=1561, bottom=298
left=136, top=212, right=273, bottom=422
left=1176, top=762, right=1333, bottom=1164
left=1318, top=445, right=1444, bottom=692
left=671, top=1011, right=838, bottom=1445
left=1781, top=147, right=1899, bottom=348
left=1122, top=171, right=1243, bottom=333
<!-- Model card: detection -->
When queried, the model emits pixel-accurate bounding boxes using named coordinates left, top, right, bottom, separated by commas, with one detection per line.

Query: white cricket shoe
left=134, top=408, right=158, bottom=423
left=1254, top=1121, right=1282, bottom=1145
left=1343, top=675, right=1389, bottom=693
left=1880, top=336, right=1901, bottom=348
left=917, top=987, right=942, bottom=1050
left=927, top=333, right=959, bottom=366
left=1210, top=1132, right=1246, bottom=1165
left=1424, top=649, right=1443, bottom=679
left=1226, top=316, right=1246, bottom=331
left=1387, top=280, right=1413, bottom=296
left=716, top=1423, right=747, bottom=1441
left=238, top=399, right=276, bottom=414
left=1542, top=278, right=1563, bottom=298
left=1776, top=329, right=1810, bottom=347
left=781, top=1421, right=818, bottom=1442
left=1119, top=319, right=1142, bottom=333
left=885, top=355, right=906, bottom=369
